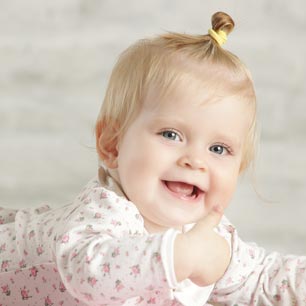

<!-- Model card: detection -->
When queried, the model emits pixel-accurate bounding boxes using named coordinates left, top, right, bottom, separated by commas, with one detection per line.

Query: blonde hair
left=96, top=12, right=257, bottom=173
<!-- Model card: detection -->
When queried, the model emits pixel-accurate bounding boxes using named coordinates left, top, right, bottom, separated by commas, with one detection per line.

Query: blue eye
left=209, top=144, right=230, bottom=155
left=161, top=130, right=181, bottom=141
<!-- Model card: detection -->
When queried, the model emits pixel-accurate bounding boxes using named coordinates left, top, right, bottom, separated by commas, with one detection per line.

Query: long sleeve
left=5, top=174, right=218, bottom=306
left=209, top=219, right=306, bottom=305
left=54, top=180, right=173, bottom=305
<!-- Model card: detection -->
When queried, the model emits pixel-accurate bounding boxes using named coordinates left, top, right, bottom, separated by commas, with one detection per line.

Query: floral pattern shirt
left=0, top=167, right=306, bottom=305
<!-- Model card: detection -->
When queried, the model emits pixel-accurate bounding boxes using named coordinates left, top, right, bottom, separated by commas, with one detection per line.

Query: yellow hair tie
left=208, top=29, right=227, bottom=46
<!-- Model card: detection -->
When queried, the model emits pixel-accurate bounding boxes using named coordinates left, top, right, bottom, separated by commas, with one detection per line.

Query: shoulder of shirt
left=73, top=176, right=142, bottom=220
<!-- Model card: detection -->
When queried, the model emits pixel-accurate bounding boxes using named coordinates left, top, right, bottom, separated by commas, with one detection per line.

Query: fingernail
left=213, top=205, right=223, bottom=213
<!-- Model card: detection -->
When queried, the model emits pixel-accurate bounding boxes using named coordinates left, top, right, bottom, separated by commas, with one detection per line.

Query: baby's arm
left=55, top=191, right=171, bottom=304
left=54, top=185, right=231, bottom=305
left=209, top=220, right=306, bottom=305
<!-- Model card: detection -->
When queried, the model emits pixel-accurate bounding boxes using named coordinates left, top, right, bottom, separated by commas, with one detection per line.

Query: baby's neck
left=98, top=166, right=127, bottom=198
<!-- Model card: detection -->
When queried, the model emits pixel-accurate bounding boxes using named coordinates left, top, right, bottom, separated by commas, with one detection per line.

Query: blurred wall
left=1, top=0, right=306, bottom=254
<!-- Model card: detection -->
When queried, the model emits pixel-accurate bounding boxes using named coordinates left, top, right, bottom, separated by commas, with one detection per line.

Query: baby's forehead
left=144, top=58, right=252, bottom=104
left=143, top=76, right=243, bottom=111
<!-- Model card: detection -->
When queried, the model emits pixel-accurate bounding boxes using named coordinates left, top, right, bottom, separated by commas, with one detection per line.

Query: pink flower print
left=42, top=276, right=47, bottom=283
left=61, top=234, right=70, bottom=244
left=82, top=292, right=93, bottom=301
left=84, top=198, right=91, bottom=205
left=285, top=266, right=291, bottom=273
left=23, top=249, right=28, bottom=256
left=70, top=250, right=78, bottom=261
left=0, top=243, right=6, bottom=253
left=85, top=255, right=92, bottom=264
left=279, top=279, right=289, bottom=292
left=115, top=279, right=124, bottom=292
left=111, top=219, right=122, bottom=227
left=248, top=248, right=255, bottom=259
left=35, top=204, right=50, bottom=214
left=36, top=245, right=44, bottom=256
left=100, top=191, right=108, bottom=199
left=298, top=266, right=306, bottom=274
left=1, top=260, right=10, bottom=272
left=35, top=287, right=40, bottom=294
left=274, top=294, right=281, bottom=302
left=145, top=285, right=154, bottom=291
left=77, top=216, right=85, bottom=222
left=29, top=266, right=38, bottom=278
left=94, top=212, right=102, bottom=218
left=225, top=224, right=235, bottom=234
left=19, top=259, right=26, bottom=269
left=147, top=297, right=156, bottom=304
left=28, top=230, right=35, bottom=240
left=10, top=248, right=16, bottom=255
left=20, top=286, right=32, bottom=300
left=145, top=237, right=154, bottom=244
left=130, top=265, right=141, bottom=277
left=66, top=274, right=72, bottom=283
left=80, top=193, right=89, bottom=202
left=85, top=224, right=94, bottom=232
left=102, top=263, right=110, bottom=275
left=112, top=247, right=120, bottom=258
left=225, top=276, right=234, bottom=285
left=59, top=281, right=66, bottom=292
left=44, top=295, right=53, bottom=306
left=153, top=252, right=161, bottom=263
left=1, top=285, right=11, bottom=296
left=134, top=296, right=144, bottom=303
left=0, top=216, right=4, bottom=224
left=87, top=276, right=98, bottom=287
left=134, top=213, right=142, bottom=220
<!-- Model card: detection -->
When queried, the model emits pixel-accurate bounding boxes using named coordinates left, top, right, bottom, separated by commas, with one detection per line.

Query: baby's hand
left=174, top=206, right=230, bottom=287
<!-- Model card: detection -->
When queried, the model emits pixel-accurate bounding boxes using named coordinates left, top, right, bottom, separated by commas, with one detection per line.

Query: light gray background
left=1, top=1, right=306, bottom=254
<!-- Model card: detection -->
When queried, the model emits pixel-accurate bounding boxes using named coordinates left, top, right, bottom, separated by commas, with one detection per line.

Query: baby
left=1, top=11, right=306, bottom=306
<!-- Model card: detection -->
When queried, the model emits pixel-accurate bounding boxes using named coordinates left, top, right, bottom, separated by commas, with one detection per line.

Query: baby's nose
left=177, top=154, right=207, bottom=171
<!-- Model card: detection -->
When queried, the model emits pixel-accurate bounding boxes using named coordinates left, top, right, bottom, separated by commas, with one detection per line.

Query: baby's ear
left=96, top=120, right=120, bottom=169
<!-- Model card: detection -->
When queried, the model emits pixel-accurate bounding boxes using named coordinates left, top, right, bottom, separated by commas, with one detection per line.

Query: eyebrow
left=150, top=117, right=185, bottom=126
left=148, top=117, right=190, bottom=132
left=213, top=133, right=242, bottom=148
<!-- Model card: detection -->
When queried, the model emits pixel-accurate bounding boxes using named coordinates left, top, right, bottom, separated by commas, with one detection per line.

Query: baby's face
left=112, top=83, right=252, bottom=233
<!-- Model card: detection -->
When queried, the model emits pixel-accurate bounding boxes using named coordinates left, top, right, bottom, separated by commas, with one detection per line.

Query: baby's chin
left=144, top=218, right=200, bottom=234
left=143, top=218, right=183, bottom=234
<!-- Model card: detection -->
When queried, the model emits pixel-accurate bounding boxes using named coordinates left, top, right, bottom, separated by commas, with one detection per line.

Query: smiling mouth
left=161, top=180, right=204, bottom=201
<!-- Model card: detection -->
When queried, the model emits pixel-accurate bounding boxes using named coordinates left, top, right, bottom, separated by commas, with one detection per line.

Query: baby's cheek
left=223, top=180, right=239, bottom=208
left=214, top=171, right=239, bottom=208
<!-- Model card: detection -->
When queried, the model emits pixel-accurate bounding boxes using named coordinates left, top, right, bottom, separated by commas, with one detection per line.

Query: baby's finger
left=195, top=205, right=224, bottom=231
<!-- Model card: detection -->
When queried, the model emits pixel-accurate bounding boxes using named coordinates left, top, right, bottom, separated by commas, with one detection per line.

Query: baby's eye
left=160, top=130, right=181, bottom=141
left=209, top=144, right=231, bottom=155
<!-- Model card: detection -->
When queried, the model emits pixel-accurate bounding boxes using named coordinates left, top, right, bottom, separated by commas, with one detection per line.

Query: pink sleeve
left=55, top=188, right=173, bottom=305
left=209, top=220, right=306, bottom=305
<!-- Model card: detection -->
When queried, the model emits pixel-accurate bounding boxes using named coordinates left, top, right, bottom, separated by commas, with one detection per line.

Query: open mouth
left=162, top=180, right=204, bottom=201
